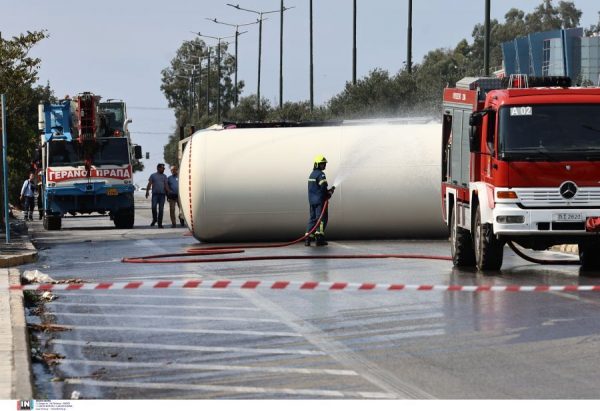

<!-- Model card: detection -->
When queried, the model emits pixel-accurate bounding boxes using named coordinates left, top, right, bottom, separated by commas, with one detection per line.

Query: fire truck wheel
left=114, top=208, right=134, bottom=229
left=474, top=206, right=503, bottom=271
left=450, top=208, right=475, bottom=267
left=578, top=243, right=600, bottom=270
left=43, top=215, right=62, bottom=231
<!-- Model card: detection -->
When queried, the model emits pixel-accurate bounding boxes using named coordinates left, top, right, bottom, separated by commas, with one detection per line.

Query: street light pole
left=227, top=3, right=293, bottom=110
left=407, top=0, right=412, bottom=74
left=258, top=15, right=263, bottom=107
left=279, top=0, right=284, bottom=108
left=484, top=0, right=491, bottom=76
left=1, top=94, right=9, bottom=243
left=206, top=18, right=257, bottom=106
left=309, top=0, right=314, bottom=111
left=353, top=0, right=357, bottom=85
left=195, top=33, right=235, bottom=123
left=206, top=47, right=211, bottom=117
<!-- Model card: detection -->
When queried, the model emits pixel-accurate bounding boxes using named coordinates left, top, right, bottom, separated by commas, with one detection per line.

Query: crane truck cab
left=442, top=75, right=600, bottom=271
left=38, top=93, right=143, bottom=230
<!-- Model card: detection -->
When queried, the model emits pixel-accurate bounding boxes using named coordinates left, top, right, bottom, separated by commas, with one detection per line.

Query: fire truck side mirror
left=134, top=145, right=143, bottom=160
left=469, top=126, right=480, bottom=153
left=469, top=112, right=483, bottom=127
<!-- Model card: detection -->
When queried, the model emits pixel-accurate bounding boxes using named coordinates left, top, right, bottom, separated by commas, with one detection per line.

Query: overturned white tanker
left=179, top=120, right=446, bottom=242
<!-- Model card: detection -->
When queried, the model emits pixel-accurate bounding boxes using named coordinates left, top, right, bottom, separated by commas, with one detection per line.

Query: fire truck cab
left=442, top=75, right=600, bottom=270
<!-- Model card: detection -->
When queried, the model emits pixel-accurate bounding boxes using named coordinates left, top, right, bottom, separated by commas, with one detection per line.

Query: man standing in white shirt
left=20, top=172, right=36, bottom=221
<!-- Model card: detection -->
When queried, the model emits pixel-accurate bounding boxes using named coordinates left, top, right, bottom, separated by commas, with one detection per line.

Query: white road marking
left=63, top=378, right=396, bottom=399
left=238, top=289, right=436, bottom=399
left=52, top=339, right=324, bottom=356
left=59, top=359, right=358, bottom=376
left=53, top=292, right=243, bottom=301
left=111, top=274, right=203, bottom=281
left=54, top=324, right=301, bottom=338
left=48, top=312, right=282, bottom=323
left=49, top=301, right=260, bottom=311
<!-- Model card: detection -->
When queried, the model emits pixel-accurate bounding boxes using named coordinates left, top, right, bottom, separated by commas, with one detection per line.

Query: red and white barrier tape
left=7, top=280, right=600, bottom=293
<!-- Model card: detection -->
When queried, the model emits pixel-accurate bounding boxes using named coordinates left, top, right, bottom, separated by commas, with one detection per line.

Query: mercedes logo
left=559, top=181, right=577, bottom=199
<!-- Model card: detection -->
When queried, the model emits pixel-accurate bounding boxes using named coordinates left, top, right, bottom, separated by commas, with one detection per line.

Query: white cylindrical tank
left=179, top=122, right=446, bottom=242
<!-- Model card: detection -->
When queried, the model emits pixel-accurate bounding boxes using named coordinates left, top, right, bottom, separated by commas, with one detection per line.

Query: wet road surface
left=21, top=195, right=600, bottom=399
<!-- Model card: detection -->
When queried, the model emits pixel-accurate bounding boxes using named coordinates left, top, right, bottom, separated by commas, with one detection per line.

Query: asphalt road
left=21, top=193, right=600, bottom=399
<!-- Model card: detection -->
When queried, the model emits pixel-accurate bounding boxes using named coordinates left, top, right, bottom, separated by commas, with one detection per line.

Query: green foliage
left=267, top=101, right=330, bottom=122
left=0, top=31, right=52, bottom=207
left=585, top=12, right=600, bottom=36
left=222, top=95, right=271, bottom=123
left=163, top=132, right=179, bottom=167
left=161, top=37, right=243, bottom=163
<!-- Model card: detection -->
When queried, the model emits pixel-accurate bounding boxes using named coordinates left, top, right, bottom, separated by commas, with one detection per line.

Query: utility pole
left=206, top=18, right=256, bottom=107
left=407, top=0, right=412, bottom=74
left=309, top=0, right=314, bottom=111
left=353, top=0, right=357, bottom=85
left=194, top=33, right=235, bottom=123
left=1, top=94, right=9, bottom=242
left=206, top=47, right=211, bottom=117
left=227, top=3, right=293, bottom=110
left=484, top=0, right=491, bottom=76
left=279, top=0, right=284, bottom=108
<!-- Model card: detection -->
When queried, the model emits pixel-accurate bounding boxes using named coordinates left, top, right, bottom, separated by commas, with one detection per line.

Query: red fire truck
left=442, top=75, right=600, bottom=271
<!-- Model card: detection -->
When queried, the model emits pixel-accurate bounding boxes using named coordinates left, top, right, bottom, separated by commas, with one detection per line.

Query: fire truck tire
left=114, top=208, right=134, bottom=229
left=578, top=243, right=600, bottom=270
left=450, top=209, right=475, bottom=267
left=474, top=206, right=503, bottom=271
left=43, top=215, right=62, bottom=231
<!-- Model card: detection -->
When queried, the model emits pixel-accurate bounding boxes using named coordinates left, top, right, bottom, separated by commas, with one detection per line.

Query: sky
left=1, top=0, right=599, bottom=184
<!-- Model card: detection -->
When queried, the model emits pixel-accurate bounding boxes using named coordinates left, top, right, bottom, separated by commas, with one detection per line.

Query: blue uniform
left=306, top=168, right=329, bottom=236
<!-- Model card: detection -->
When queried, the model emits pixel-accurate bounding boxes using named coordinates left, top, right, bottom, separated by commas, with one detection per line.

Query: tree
left=466, top=1, right=582, bottom=75
left=525, top=0, right=581, bottom=32
left=0, top=30, right=52, bottom=218
left=585, top=12, right=600, bottom=36
left=163, top=131, right=180, bottom=167
left=161, top=37, right=243, bottom=164
left=267, top=101, right=329, bottom=122
left=225, top=95, right=272, bottom=123
left=327, top=69, right=420, bottom=118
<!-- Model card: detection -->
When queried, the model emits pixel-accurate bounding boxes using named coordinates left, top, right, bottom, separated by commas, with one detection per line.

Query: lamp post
left=484, top=0, right=491, bottom=76
left=194, top=33, right=235, bottom=123
left=182, top=46, right=203, bottom=123
left=353, top=0, right=357, bottom=85
left=407, top=0, right=412, bottom=74
left=227, top=3, right=293, bottom=109
left=206, top=18, right=257, bottom=106
left=309, top=0, right=314, bottom=111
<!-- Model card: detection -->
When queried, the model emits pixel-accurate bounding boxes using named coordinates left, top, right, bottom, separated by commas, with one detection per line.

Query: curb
left=9, top=268, right=33, bottom=399
left=0, top=236, right=37, bottom=268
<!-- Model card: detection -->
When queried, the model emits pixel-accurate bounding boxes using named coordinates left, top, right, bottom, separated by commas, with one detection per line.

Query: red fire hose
left=122, top=200, right=453, bottom=264
left=122, top=201, right=580, bottom=266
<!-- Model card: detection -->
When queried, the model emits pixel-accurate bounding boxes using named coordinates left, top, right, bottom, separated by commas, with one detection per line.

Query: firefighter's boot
left=304, top=234, right=313, bottom=247
left=315, top=235, right=328, bottom=246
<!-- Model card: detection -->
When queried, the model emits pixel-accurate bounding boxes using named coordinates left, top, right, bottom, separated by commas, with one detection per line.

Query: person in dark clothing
left=305, top=155, right=335, bottom=246
left=145, top=163, right=171, bottom=228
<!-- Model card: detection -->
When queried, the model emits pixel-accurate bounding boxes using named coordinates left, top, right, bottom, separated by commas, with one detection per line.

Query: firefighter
left=306, top=155, right=335, bottom=246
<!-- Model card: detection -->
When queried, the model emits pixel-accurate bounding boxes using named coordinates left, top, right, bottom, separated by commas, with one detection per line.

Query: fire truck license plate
left=106, top=188, right=118, bottom=196
left=554, top=213, right=583, bottom=222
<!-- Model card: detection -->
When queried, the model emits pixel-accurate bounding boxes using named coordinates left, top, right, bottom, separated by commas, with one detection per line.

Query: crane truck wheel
left=43, top=215, right=62, bottom=231
left=473, top=206, right=503, bottom=271
left=113, top=208, right=134, bottom=229
left=578, top=242, right=600, bottom=271
left=450, top=207, right=475, bottom=267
